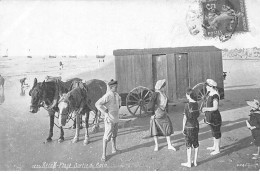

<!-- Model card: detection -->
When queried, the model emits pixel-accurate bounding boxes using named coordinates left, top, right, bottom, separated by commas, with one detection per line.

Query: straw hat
left=155, top=79, right=166, bottom=90
left=246, top=99, right=260, bottom=109
left=206, top=79, right=217, bottom=87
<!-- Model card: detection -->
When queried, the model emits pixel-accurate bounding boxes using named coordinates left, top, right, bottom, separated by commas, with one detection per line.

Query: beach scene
left=1, top=0, right=260, bottom=171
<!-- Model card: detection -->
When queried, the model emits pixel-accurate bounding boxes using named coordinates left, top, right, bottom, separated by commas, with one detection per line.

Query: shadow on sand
left=115, top=117, right=249, bottom=155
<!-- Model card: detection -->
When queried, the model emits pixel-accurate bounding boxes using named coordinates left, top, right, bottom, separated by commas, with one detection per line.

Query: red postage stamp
left=201, top=0, right=248, bottom=42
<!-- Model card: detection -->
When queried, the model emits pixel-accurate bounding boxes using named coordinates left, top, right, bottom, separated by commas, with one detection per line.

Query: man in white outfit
left=95, top=79, right=121, bottom=162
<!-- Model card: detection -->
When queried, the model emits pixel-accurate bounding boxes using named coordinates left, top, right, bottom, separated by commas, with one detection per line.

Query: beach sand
left=0, top=58, right=260, bottom=171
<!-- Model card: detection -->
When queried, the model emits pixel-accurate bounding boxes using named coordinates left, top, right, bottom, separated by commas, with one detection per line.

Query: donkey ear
left=41, top=80, right=46, bottom=87
left=82, top=83, right=88, bottom=92
left=69, top=81, right=74, bottom=91
left=33, top=78, right=37, bottom=87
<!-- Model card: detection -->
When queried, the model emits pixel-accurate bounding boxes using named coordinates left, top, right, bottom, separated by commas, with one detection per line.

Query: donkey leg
left=73, top=119, right=76, bottom=129
left=92, top=110, right=100, bottom=133
left=46, top=111, right=55, bottom=142
left=83, top=112, right=90, bottom=145
left=95, top=110, right=101, bottom=132
left=72, top=113, right=80, bottom=143
left=58, top=127, right=64, bottom=143
left=80, top=114, right=83, bottom=129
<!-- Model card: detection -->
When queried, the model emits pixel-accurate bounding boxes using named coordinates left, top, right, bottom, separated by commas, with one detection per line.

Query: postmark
left=186, top=0, right=249, bottom=42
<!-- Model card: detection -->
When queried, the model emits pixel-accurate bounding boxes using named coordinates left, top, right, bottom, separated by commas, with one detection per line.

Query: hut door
left=152, top=55, right=167, bottom=90
left=175, top=53, right=189, bottom=99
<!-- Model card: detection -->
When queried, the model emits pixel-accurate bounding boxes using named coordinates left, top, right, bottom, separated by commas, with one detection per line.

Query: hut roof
left=113, top=46, right=221, bottom=56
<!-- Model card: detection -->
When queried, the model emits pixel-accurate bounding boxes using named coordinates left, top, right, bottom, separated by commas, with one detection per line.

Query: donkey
left=29, top=77, right=82, bottom=143
left=58, top=79, right=107, bottom=145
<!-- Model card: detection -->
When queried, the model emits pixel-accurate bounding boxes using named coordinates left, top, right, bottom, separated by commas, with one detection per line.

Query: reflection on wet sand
left=20, top=87, right=26, bottom=96
left=0, top=88, right=5, bottom=105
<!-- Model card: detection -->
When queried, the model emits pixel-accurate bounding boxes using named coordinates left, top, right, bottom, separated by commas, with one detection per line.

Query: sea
left=1, top=55, right=260, bottom=91
left=0, top=55, right=114, bottom=88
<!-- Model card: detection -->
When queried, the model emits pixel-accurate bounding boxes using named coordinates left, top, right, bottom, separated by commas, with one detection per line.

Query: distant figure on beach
left=223, top=72, right=227, bottom=80
left=246, top=99, right=260, bottom=159
left=0, top=75, right=5, bottom=89
left=181, top=88, right=200, bottom=168
left=59, top=61, right=63, bottom=70
left=20, top=87, right=25, bottom=96
left=20, top=77, right=28, bottom=88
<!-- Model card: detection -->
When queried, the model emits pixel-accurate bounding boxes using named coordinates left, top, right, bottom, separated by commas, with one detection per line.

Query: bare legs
left=111, top=137, right=117, bottom=153
left=207, top=138, right=221, bottom=155
left=153, top=136, right=159, bottom=151
left=253, top=146, right=260, bottom=155
left=102, top=139, right=108, bottom=161
left=181, top=148, right=192, bottom=167
left=166, top=136, right=176, bottom=151
left=101, top=137, right=118, bottom=161
left=194, top=147, right=199, bottom=166
left=181, top=147, right=199, bottom=168
left=252, top=146, right=260, bottom=159
left=153, top=136, right=176, bottom=151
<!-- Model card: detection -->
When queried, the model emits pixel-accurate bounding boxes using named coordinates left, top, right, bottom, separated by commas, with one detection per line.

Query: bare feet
left=191, top=161, right=198, bottom=167
left=181, top=162, right=191, bottom=168
left=112, top=149, right=119, bottom=154
left=72, top=137, right=79, bottom=143
left=252, top=154, right=259, bottom=159
left=168, top=145, right=176, bottom=151
left=154, top=146, right=158, bottom=152
left=207, top=146, right=215, bottom=151
left=210, top=150, right=220, bottom=155
left=101, top=155, right=106, bottom=162
left=83, top=139, right=89, bottom=146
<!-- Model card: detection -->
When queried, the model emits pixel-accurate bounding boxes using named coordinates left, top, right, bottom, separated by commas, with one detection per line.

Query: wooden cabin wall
left=188, top=51, right=223, bottom=88
left=188, top=52, right=208, bottom=87
left=174, top=53, right=189, bottom=99
left=166, top=54, right=177, bottom=102
left=212, top=51, right=224, bottom=88
left=114, top=47, right=223, bottom=103
left=115, top=54, right=153, bottom=94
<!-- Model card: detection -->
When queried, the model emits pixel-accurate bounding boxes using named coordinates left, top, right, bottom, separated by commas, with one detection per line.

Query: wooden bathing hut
left=113, top=46, right=224, bottom=104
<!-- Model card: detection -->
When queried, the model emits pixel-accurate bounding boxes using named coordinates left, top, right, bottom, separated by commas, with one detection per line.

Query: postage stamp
left=201, top=0, right=249, bottom=42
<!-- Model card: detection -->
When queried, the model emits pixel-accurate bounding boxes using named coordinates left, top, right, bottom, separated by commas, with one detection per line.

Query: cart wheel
left=192, top=82, right=209, bottom=111
left=126, top=86, right=153, bottom=116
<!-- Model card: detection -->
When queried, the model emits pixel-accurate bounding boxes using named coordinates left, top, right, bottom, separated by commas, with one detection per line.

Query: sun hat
left=155, top=79, right=166, bottom=90
left=206, top=79, right=217, bottom=87
left=108, top=79, right=118, bottom=86
left=246, top=99, right=260, bottom=109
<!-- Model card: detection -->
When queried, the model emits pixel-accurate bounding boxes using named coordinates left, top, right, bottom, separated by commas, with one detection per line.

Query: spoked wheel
left=192, top=82, right=209, bottom=111
left=126, top=86, right=153, bottom=116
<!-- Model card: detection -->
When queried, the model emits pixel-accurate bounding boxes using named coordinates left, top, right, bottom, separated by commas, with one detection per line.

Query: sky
left=0, top=0, right=260, bottom=56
